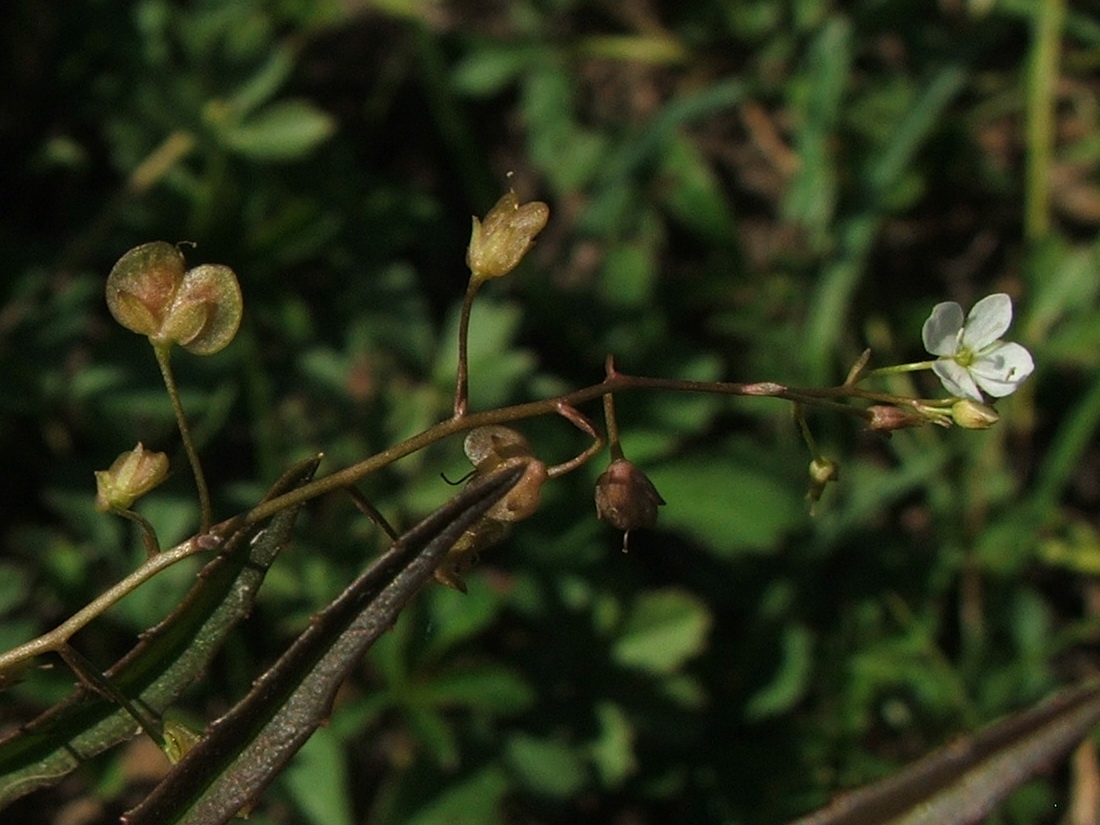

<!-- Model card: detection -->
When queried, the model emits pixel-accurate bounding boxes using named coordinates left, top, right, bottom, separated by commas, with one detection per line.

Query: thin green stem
left=240, top=371, right=940, bottom=528
left=862, top=360, right=937, bottom=379
left=153, top=343, right=212, bottom=533
left=0, top=534, right=215, bottom=674
left=795, top=405, right=823, bottom=462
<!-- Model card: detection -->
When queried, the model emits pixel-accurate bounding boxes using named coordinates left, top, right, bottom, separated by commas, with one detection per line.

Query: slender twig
left=57, top=644, right=164, bottom=746
left=231, top=371, right=951, bottom=528
left=0, top=363, right=951, bottom=676
left=346, top=487, right=399, bottom=541
left=794, top=404, right=824, bottom=463
left=603, top=355, right=625, bottom=461
left=115, top=508, right=162, bottom=558
left=452, top=280, right=481, bottom=419
left=0, top=534, right=216, bottom=673
left=153, top=343, right=213, bottom=533
left=547, top=402, right=604, bottom=478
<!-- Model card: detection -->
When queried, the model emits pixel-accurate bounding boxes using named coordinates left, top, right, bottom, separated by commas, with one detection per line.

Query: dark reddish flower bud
left=867, top=405, right=927, bottom=432
left=594, top=458, right=665, bottom=551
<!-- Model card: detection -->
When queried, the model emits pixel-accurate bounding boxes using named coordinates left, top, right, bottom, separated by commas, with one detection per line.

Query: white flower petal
left=932, top=358, right=983, bottom=402
left=922, top=302, right=965, bottom=356
left=969, top=342, right=1035, bottom=398
left=961, top=293, right=1012, bottom=351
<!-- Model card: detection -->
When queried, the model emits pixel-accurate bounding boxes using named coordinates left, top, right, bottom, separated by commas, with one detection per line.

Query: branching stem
left=0, top=361, right=951, bottom=676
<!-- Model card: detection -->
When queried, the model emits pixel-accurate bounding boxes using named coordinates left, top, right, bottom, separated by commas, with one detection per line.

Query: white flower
left=921, top=293, right=1034, bottom=402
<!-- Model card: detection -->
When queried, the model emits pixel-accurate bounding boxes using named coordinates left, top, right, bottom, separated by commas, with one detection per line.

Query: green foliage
left=2, top=0, right=1099, bottom=823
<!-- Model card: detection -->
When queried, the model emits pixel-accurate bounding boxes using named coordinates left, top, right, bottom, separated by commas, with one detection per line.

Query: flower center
left=954, top=345, right=975, bottom=368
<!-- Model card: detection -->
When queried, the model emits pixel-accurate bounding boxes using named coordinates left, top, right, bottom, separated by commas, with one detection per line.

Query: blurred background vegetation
left=1, top=0, right=1099, bottom=823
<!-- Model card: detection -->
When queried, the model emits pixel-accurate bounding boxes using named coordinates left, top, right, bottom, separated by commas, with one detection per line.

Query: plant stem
left=0, top=534, right=217, bottom=674
left=0, top=364, right=957, bottom=675
left=862, top=360, right=937, bottom=378
left=603, top=394, right=624, bottom=461
left=117, top=508, right=162, bottom=558
left=153, top=342, right=212, bottom=533
left=58, top=644, right=165, bottom=746
left=242, top=371, right=937, bottom=528
left=452, top=280, right=481, bottom=419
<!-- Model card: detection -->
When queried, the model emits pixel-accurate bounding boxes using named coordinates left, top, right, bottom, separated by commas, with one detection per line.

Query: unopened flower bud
left=951, top=399, right=1000, bottom=429
left=594, top=458, right=665, bottom=551
left=107, top=241, right=243, bottom=355
left=466, top=190, right=549, bottom=282
left=806, top=457, right=839, bottom=504
left=867, top=405, right=928, bottom=432
left=95, top=443, right=169, bottom=512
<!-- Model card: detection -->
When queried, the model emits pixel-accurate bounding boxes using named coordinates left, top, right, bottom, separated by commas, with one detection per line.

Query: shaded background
left=1, top=0, right=1099, bottom=823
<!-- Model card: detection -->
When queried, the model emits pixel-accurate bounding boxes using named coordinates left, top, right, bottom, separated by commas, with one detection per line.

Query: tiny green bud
left=951, top=399, right=1000, bottom=429
left=594, top=458, right=665, bottom=551
left=466, top=190, right=549, bottom=282
left=107, top=242, right=243, bottom=355
left=806, top=457, right=839, bottom=504
left=95, top=443, right=169, bottom=512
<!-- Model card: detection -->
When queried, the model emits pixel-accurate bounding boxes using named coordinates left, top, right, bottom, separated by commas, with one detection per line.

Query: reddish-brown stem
left=346, top=487, right=399, bottom=541
left=547, top=402, right=604, bottom=478
left=0, top=361, right=945, bottom=676
left=452, top=280, right=481, bottom=419
left=236, top=369, right=944, bottom=531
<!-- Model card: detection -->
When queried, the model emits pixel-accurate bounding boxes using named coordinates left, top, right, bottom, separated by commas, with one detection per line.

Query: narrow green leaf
left=228, top=46, right=296, bottom=117
left=123, top=464, right=526, bottom=825
left=656, top=134, right=737, bottom=245
left=783, top=16, right=851, bottom=240
left=0, top=456, right=322, bottom=808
